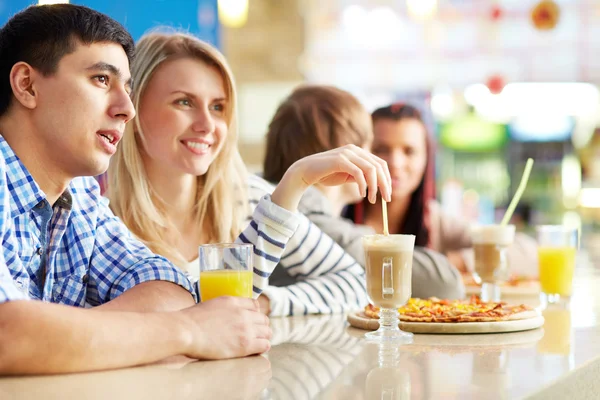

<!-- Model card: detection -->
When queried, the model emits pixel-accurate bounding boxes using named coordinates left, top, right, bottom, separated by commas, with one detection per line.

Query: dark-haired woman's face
left=371, top=118, right=427, bottom=201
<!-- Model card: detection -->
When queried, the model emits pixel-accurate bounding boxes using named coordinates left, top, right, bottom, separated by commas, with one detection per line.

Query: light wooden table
left=1, top=271, right=599, bottom=400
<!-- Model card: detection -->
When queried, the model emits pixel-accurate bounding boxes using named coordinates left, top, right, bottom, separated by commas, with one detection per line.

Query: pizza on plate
left=364, top=295, right=536, bottom=323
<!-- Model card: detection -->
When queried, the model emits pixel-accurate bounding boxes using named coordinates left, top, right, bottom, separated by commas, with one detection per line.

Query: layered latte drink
left=363, top=234, right=415, bottom=309
left=471, top=225, right=516, bottom=284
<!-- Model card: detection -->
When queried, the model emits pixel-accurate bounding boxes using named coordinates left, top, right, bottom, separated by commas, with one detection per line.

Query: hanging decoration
left=486, top=74, right=506, bottom=95
left=485, top=2, right=503, bottom=52
left=531, top=0, right=560, bottom=31
left=490, top=5, right=503, bottom=22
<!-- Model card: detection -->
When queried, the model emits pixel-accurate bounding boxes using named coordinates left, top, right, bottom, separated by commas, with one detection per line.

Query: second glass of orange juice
left=536, top=226, right=578, bottom=305
left=199, top=243, right=253, bottom=301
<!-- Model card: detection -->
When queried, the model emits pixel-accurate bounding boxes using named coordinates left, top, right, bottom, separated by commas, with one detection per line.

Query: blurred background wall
left=4, top=0, right=600, bottom=246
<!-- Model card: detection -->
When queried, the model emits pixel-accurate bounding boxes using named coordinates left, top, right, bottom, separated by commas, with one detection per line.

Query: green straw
left=501, top=158, right=534, bottom=226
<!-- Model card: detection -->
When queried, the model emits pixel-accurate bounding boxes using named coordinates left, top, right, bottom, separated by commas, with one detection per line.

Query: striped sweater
left=247, top=175, right=368, bottom=317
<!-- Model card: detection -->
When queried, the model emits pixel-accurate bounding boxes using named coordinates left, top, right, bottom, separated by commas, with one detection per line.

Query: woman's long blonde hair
left=106, top=31, right=248, bottom=265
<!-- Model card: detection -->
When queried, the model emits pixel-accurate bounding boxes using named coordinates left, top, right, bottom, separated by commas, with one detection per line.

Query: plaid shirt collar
left=0, top=135, right=72, bottom=217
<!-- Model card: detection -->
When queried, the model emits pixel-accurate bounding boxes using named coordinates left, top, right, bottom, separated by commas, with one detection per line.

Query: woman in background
left=346, top=103, right=537, bottom=276
left=263, top=85, right=465, bottom=299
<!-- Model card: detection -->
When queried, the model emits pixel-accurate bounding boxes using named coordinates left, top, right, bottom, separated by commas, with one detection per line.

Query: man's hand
left=179, top=296, right=272, bottom=360
left=0, top=296, right=270, bottom=375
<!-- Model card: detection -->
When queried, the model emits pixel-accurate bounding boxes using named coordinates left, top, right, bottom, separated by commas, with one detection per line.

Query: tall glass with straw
left=470, top=158, right=534, bottom=302
left=363, top=199, right=415, bottom=343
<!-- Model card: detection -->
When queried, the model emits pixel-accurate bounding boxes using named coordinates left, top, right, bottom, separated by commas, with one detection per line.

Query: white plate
left=347, top=311, right=544, bottom=334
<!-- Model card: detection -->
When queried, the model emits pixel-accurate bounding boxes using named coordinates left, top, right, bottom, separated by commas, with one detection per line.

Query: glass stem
left=379, top=307, right=400, bottom=332
left=481, top=282, right=500, bottom=302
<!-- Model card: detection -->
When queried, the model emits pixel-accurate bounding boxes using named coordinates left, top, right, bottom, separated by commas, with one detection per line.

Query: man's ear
left=9, top=62, right=38, bottom=110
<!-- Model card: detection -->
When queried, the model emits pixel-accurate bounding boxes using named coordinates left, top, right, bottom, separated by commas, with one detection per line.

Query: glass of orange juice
left=536, top=226, right=578, bottom=306
left=199, top=244, right=253, bottom=301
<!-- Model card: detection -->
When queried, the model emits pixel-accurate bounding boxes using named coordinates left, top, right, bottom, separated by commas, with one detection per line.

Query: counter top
left=2, top=270, right=599, bottom=400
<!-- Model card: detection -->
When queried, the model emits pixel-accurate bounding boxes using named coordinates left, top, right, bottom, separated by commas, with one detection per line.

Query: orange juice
left=538, top=247, right=576, bottom=296
left=199, top=270, right=253, bottom=301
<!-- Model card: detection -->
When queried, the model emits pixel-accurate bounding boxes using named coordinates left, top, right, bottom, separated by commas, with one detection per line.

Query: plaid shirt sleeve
left=88, top=198, right=197, bottom=305
left=0, top=159, right=29, bottom=303
left=0, top=239, right=29, bottom=303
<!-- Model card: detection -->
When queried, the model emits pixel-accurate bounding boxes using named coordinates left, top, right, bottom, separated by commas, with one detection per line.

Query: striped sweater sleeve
left=235, top=193, right=300, bottom=299
left=263, top=214, right=369, bottom=316
left=246, top=175, right=368, bottom=316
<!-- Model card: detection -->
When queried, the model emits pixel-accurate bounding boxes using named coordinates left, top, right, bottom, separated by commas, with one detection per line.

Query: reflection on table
left=319, top=341, right=417, bottom=400
left=326, top=326, right=544, bottom=400
left=267, top=314, right=362, bottom=399
left=0, top=355, right=271, bottom=400
left=536, top=303, right=575, bottom=380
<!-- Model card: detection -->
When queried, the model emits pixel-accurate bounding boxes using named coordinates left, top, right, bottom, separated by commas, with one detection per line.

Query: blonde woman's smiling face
left=138, top=57, right=228, bottom=176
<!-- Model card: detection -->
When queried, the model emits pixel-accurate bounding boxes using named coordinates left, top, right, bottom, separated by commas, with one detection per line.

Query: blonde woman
left=107, top=32, right=392, bottom=316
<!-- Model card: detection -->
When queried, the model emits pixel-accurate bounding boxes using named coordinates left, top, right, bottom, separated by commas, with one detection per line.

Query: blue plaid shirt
left=0, top=136, right=196, bottom=305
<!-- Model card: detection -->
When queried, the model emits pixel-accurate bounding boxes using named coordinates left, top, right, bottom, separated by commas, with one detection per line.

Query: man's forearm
left=95, top=281, right=196, bottom=312
left=0, top=301, right=190, bottom=375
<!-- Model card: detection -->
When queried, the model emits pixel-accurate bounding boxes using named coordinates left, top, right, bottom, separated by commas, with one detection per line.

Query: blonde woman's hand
left=271, top=144, right=392, bottom=212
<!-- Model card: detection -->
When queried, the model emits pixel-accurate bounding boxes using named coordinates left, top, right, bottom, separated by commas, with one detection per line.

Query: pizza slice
left=363, top=296, right=535, bottom=323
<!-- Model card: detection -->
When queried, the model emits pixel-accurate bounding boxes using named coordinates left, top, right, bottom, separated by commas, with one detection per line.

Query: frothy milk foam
left=363, top=234, right=416, bottom=251
left=471, top=225, right=515, bottom=245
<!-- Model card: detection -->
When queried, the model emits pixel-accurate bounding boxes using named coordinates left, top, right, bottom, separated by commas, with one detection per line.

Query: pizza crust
left=506, top=309, right=539, bottom=321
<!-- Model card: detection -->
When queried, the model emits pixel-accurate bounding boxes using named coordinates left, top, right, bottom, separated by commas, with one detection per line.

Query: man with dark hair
left=0, top=4, right=274, bottom=375
left=0, top=3, right=135, bottom=116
